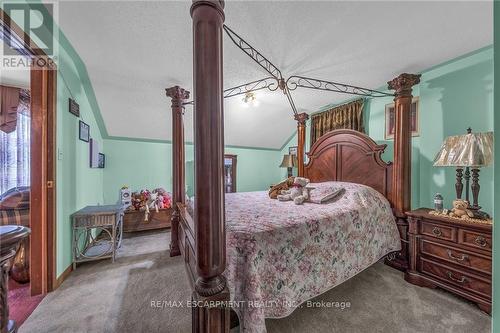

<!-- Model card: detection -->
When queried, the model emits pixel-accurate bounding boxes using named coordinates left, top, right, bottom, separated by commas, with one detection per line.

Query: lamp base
left=467, top=207, right=490, bottom=220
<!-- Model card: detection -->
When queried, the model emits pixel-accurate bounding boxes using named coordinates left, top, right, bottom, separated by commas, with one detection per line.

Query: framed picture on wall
left=98, top=153, right=106, bottom=168
left=288, top=146, right=298, bottom=156
left=69, top=98, right=80, bottom=117
left=385, top=97, right=419, bottom=140
left=79, top=120, right=90, bottom=142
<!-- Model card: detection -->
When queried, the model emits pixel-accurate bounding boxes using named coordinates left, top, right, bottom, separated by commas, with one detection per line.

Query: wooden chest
left=123, top=208, right=172, bottom=232
left=405, top=208, right=492, bottom=314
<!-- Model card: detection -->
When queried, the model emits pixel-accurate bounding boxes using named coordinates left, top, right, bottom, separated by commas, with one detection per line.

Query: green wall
left=102, top=139, right=283, bottom=203
left=415, top=47, right=493, bottom=214
left=55, top=45, right=105, bottom=276
left=493, top=2, right=499, bottom=330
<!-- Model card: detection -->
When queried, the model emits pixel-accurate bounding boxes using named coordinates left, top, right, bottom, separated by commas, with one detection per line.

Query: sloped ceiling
left=57, top=1, right=492, bottom=149
left=0, top=40, right=30, bottom=88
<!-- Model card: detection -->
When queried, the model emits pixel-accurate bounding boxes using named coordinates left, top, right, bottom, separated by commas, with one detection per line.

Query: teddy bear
left=148, top=192, right=160, bottom=213
left=449, top=199, right=474, bottom=219
left=277, top=177, right=310, bottom=205
left=268, top=176, right=295, bottom=199
left=151, top=188, right=172, bottom=209
left=130, top=192, right=145, bottom=211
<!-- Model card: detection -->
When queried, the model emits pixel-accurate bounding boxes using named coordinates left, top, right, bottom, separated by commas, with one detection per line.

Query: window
left=0, top=110, right=30, bottom=195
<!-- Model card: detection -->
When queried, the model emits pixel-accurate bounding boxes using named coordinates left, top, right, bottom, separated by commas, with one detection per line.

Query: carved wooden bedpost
left=191, top=0, right=230, bottom=332
left=295, top=112, right=309, bottom=177
left=386, top=73, right=421, bottom=271
left=166, top=86, right=190, bottom=257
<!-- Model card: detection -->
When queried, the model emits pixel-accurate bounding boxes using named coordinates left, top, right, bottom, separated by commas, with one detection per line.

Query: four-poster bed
left=166, top=1, right=420, bottom=332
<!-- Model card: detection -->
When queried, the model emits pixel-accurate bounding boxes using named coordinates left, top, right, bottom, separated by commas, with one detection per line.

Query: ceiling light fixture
left=242, top=92, right=259, bottom=107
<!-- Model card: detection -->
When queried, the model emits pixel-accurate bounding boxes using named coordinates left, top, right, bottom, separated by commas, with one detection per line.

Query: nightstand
left=405, top=208, right=492, bottom=314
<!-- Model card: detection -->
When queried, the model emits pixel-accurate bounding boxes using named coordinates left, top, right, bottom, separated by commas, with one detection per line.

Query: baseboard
left=54, top=264, right=73, bottom=289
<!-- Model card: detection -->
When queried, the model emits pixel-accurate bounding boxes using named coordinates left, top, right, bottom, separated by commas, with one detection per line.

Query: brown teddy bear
left=268, top=177, right=295, bottom=199
left=277, top=177, right=310, bottom=205
left=449, top=199, right=474, bottom=219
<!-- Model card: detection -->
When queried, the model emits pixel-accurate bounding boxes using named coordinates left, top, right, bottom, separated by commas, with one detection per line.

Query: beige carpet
left=20, top=231, right=490, bottom=333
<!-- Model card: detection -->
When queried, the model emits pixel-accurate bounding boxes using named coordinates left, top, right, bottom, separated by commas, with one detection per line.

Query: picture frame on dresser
left=405, top=208, right=492, bottom=314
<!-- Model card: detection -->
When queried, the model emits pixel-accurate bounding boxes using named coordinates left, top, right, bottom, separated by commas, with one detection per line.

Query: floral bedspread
left=221, top=182, right=401, bottom=332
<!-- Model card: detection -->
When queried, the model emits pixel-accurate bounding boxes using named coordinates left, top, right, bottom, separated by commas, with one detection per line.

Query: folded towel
left=308, top=187, right=345, bottom=204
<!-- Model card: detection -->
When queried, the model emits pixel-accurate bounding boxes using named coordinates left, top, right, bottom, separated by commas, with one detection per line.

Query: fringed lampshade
left=279, top=154, right=297, bottom=168
left=279, top=154, right=297, bottom=178
left=433, top=131, right=493, bottom=167
left=433, top=129, right=493, bottom=216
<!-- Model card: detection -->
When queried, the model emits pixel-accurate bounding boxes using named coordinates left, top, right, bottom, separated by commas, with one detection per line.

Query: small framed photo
left=289, top=146, right=298, bottom=156
left=385, top=97, right=419, bottom=140
left=69, top=98, right=80, bottom=117
left=98, top=153, right=105, bottom=168
left=79, top=120, right=90, bottom=142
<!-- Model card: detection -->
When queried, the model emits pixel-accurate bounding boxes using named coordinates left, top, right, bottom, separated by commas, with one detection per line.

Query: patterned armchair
left=0, top=186, right=30, bottom=283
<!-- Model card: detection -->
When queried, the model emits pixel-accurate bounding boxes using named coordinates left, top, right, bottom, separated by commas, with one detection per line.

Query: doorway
left=0, top=7, right=56, bottom=311
left=224, top=154, right=237, bottom=193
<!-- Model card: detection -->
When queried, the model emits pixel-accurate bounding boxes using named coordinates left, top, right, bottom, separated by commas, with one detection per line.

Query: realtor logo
left=2, top=2, right=55, bottom=56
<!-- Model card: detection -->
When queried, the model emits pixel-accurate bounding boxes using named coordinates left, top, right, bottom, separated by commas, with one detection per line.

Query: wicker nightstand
left=405, top=208, right=492, bottom=314
left=71, top=205, right=124, bottom=269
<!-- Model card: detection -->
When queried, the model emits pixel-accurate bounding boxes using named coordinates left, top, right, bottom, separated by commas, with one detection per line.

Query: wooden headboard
left=304, top=129, right=393, bottom=206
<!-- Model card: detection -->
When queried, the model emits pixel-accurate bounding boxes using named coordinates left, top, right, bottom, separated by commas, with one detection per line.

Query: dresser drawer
left=420, top=239, right=491, bottom=275
left=458, top=229, right=492, bottom=252
left=420, top=258, right=491, bottom=300
left=421, top=221, right=456, bottom=242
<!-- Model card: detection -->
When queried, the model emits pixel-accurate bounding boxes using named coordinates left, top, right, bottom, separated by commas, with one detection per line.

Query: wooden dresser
left=405, top=208, right=492, bottom=313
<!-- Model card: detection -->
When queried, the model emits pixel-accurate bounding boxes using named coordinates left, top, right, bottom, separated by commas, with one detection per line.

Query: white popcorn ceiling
left=57, top=1, right=492, bottom=149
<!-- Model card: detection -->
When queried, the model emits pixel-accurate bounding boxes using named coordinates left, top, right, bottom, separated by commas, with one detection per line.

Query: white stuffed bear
left=277, top=177, right=310, bottom=205
left=148, top=192, right=160, bottom=213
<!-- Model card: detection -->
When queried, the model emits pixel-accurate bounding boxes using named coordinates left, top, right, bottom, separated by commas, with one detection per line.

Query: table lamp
left=279, top=154, right=297, bottom=178
left=433, top=128, right=493, bottom=218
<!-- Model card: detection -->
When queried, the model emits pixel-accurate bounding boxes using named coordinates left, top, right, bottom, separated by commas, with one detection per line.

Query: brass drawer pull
left=446, top=250, right=468, bottom=262
left=474, top=236, right=487, bottom=247
left=432, top=227, right=442, bottom=237
left=447, top=271, right=467, bottom=284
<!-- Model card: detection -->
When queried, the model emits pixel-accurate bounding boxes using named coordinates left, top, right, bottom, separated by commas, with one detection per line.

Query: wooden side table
left=406, top=208, right=492, bottom=313
left=71, top=205, right=124, bottom=269
left=0, top=225, right=30, bottom=333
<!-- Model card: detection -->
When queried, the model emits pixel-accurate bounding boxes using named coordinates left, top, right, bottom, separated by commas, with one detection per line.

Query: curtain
left=0, top=85, right=21, bottom=133
left=0, top=89, right=31, bottom=195
left=310, top=99, right=365, bottom=145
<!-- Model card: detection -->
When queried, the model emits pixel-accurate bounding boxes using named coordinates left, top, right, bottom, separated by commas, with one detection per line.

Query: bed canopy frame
left=165, top=1, right=420, bottom=331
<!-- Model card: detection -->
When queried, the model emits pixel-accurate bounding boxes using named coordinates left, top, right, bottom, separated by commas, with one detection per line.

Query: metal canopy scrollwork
left=223, top=77, right=279, bottom=99
left=223, top=25, right=283, bottom=80
left=286, top=75, right=394, bottom=98
left=182, top=25, right=395, bottom=115
left=283, top=84, right=298, bottom=115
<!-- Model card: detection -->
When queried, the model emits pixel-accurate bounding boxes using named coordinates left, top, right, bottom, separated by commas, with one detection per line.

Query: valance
left=0, top=85, right=30, bottom=134
left=310, top=99, right=364, bottom=145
